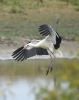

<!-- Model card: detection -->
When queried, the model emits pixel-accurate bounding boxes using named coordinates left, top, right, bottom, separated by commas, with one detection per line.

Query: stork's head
left=27, top=40, right=31, bottom=44
left=24, top=40, right=31, bottom=48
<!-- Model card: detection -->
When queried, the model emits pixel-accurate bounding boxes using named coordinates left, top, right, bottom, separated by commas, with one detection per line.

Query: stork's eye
left=27, top=44, right=29, bottom=47
left=27, top=41, right=31, bottom=43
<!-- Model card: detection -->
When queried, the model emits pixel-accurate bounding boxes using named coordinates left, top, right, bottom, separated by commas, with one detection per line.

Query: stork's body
left=25, top=35, right=54, bottom=50
left=12, top=24, right=62, bottom=74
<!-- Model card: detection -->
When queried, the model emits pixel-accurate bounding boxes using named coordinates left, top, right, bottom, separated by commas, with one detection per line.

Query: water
left=0, top=41, right=79, bottom=61
left=0, top=59, right=53, bottom=100
left=0, top=40, right=79, bottom=100
left=0, top=58, right=78, bottom=100
left=0, top=76, right=70, bottom=100
left=0, top=77, right=55, bottom=100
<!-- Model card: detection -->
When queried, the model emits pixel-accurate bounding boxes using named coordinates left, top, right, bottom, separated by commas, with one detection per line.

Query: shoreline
left=0, top=40, right=79, bottom=60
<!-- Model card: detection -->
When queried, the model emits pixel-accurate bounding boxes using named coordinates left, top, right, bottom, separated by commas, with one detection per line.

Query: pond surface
left=0, top=77, right=56, bottom=100
left=0, top=58, right=79, bottom=100
left=0, top=40, right=79, bottom=100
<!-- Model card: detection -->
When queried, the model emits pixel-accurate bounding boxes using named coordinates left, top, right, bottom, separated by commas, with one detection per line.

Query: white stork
left=12, top=24, right=62, bottom=74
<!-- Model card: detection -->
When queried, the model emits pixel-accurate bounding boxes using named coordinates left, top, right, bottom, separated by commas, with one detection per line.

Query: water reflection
left=0, top=58, right=78, bottom=100
left=0, top=77, right=55, bottom=100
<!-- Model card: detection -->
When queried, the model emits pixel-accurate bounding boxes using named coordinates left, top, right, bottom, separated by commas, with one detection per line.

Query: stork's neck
left=24, top=42, right=38, bottom=48
left=28, top=42, right=37, bottom=47
left=24, top=36, right=50, bottom=49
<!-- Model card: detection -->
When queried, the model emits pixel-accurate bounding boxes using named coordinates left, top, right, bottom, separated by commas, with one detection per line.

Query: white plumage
left=12, top=24, right=62, bottom=61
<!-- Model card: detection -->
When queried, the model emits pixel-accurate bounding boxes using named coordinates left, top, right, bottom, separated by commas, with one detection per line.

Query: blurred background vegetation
left=0, top=0, right=79, bottom=41
left=0, top=1, right=79, bottom=100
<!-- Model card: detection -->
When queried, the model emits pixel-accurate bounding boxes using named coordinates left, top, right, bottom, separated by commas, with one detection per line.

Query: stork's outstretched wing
left=38, top=24, right=62, bottom=49
left=12, top=46, right=48, bottom=61
left=39, top=24, right=52, bottom=36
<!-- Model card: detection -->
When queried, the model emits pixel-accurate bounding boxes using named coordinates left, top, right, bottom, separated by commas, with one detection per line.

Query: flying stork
left=12, top=24, right=62, bottom=74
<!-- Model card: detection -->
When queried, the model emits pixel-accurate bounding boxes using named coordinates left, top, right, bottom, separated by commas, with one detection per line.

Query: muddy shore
left=0, top=37, right=79, bottom=60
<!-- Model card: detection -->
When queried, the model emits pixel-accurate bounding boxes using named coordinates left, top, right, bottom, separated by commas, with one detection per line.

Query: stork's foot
left=46, top=65, right=53, bottom=75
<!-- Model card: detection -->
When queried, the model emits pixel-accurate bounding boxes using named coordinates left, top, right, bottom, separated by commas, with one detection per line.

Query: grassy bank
left=0, top=59, right=79, bottom=77
left=60, top=0, right=79, bottom=11
left=0, top=0, right=79, bottom=41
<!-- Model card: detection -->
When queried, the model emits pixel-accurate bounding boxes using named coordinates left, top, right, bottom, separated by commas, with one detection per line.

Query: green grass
left=0, top=0, right=79, bottom=40
left=60, top=0, right=79, bottom=6
left=0, top=59, right=50, bottom=77
left=0, top=59, right=79, bottom=77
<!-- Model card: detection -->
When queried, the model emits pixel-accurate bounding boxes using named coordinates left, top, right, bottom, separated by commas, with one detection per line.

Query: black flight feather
left=39, top=24, right=51, bottom=36
left=12, top=47, right=48, bottom=61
